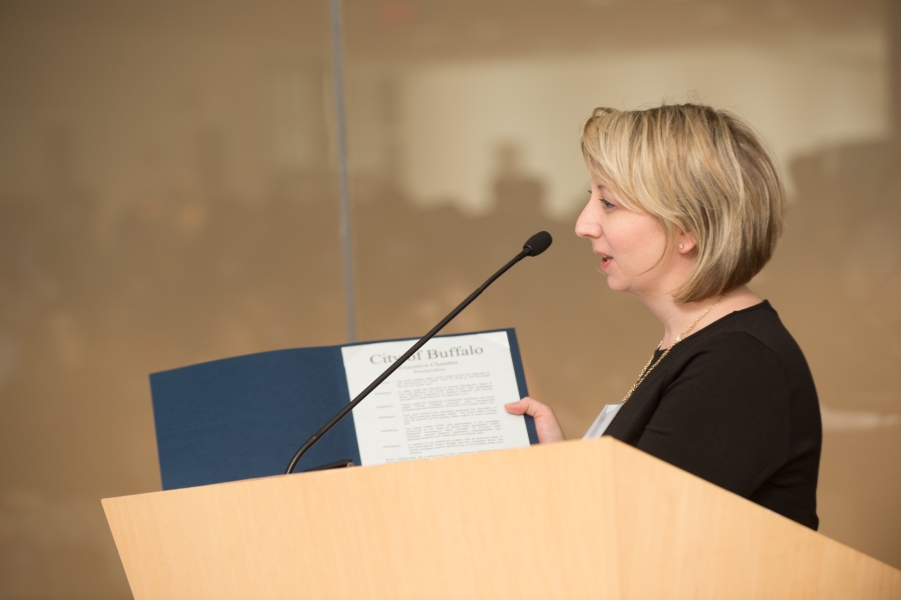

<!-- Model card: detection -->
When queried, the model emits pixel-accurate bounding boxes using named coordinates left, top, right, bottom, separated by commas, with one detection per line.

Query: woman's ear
left=676, top=231, right=697, bottom=254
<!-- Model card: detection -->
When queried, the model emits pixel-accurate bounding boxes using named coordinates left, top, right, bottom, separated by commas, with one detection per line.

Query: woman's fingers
left=503, top=397, right=530, bottom=415
left=505, top=396, right=566, bottom=443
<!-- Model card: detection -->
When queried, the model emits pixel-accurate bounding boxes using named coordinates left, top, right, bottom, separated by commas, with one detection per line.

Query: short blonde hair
left=581, top=104, right=784, bottom=303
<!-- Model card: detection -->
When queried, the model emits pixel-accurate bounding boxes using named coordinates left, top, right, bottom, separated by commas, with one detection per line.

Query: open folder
left=150, top=328, right=538, bottom=490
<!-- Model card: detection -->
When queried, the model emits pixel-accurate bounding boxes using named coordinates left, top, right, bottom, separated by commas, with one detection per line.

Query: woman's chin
left=605, top=278, right=629, bottom=293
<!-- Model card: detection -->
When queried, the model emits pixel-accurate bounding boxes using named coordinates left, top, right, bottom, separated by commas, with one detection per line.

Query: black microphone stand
left=285, top=231, right=552, bottom=474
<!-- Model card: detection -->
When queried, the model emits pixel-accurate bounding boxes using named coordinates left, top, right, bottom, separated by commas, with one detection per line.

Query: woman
left=506, top=104, right=821, bottom=530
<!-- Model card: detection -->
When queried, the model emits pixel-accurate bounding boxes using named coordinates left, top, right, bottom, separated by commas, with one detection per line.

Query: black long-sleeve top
left=603, top=301, right=822, bottom=530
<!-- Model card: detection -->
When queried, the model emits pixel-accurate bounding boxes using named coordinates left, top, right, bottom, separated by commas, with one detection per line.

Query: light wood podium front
left=103, top=438, right=901, bottom=599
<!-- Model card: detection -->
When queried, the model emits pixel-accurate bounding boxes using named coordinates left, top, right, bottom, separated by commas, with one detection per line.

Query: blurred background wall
left=1, top=0, right=899, bottom=597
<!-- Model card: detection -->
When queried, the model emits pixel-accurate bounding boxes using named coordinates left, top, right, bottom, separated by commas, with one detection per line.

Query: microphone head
left=523, top=231, right=553, bottom=257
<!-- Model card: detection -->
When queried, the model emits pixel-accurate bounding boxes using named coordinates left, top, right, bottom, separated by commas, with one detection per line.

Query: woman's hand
left=505, top=396, right=565, bottom=443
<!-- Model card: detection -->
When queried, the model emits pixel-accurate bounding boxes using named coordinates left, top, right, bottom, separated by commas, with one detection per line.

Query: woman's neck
left=642, top=285, right=764, bottom=349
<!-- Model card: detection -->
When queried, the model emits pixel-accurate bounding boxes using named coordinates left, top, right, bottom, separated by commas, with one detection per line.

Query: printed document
left=341, top=331, right=530, bottom=465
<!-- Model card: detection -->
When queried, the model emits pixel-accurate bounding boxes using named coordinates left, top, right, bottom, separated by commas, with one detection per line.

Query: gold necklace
left=621, top=294, right=726, bottom=403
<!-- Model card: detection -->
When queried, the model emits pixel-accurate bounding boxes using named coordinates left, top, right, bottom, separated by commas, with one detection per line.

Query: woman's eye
left=600, top=198, right=615, bottom=209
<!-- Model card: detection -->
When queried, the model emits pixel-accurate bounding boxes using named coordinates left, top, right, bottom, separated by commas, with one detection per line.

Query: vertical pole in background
left=330, top=0, right=356, bottom=342
left=892, top=0, right=901, bottom=141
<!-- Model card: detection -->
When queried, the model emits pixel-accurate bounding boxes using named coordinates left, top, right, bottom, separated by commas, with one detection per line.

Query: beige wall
left=0, top=1, right=898, bottom=597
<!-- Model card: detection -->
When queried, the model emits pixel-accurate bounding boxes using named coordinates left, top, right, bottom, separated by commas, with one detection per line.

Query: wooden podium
left=103, top=438, right=901, bottom=599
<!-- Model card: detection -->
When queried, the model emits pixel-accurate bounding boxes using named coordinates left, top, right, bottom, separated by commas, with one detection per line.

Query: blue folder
left=150, top=328, right=538, bottom=490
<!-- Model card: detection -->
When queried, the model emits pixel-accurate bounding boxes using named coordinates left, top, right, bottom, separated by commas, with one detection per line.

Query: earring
left=678, top=244, right=684, bottom=250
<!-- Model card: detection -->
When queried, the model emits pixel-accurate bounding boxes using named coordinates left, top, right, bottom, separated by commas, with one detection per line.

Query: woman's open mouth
left=600, top=254, right=613, bottom=269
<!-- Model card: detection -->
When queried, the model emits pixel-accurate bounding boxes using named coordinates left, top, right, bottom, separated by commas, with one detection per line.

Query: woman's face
left=575, top=175, right=672, bottom=298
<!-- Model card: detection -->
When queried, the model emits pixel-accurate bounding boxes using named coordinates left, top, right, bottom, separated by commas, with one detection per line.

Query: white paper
left=341, top=331, right=531, bottom=465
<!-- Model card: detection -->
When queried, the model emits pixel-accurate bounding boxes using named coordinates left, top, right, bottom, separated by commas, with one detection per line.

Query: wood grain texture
left=610, top=441, right=901, bottom=599
left=103, top=438, right=901, bottom=599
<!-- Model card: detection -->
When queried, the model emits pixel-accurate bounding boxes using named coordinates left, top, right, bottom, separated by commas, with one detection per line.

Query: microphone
left=285, top=231, right=553, bottom=474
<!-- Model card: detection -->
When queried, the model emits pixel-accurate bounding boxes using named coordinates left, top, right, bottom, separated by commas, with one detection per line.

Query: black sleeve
left=635, top=332, right=792, bottom=498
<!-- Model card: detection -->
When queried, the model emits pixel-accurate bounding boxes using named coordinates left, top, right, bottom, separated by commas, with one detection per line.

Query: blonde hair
left=581, top=104, right=785, bottom=303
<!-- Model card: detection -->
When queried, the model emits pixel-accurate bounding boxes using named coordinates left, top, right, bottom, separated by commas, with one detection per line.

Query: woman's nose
left=575, top=202, right=600, bottom=239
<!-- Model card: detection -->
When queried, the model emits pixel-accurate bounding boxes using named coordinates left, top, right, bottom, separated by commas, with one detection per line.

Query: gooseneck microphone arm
left=284, top=231, right=553, bottom=474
